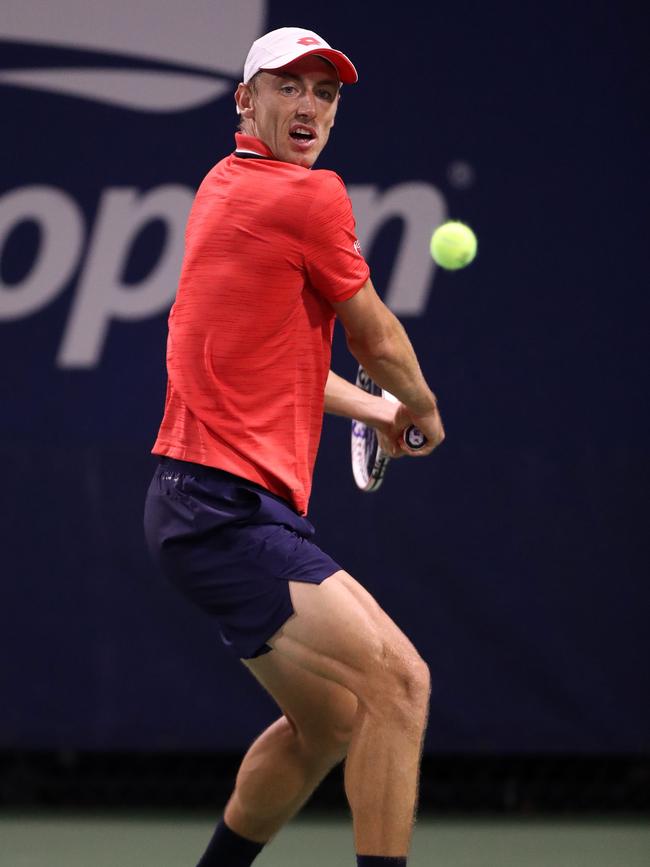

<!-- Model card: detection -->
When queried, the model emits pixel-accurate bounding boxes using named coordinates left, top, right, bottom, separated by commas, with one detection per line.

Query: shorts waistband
left=157, top=457, right=298, bottom=514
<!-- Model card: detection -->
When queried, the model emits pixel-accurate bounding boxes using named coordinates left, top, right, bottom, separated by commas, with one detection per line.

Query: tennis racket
left=351, top=366, right=427, bottom=492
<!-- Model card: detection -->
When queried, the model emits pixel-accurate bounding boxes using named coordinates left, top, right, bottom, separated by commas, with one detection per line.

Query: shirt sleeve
left=303, top=171, right=370, bottom=303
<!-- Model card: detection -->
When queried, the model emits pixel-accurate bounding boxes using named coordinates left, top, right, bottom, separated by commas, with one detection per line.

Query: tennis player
left=144, top=26, right=445, bottom=867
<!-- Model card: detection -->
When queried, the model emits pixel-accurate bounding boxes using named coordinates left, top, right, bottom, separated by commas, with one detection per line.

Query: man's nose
left=296, top=89, right=317, bottom=117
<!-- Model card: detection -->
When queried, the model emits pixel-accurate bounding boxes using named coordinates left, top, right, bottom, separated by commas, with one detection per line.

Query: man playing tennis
left=144, top=26, right=444, bottom=867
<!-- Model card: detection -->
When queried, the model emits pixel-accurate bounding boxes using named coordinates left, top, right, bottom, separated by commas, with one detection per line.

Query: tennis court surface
left=1, top=813, right=649, bottom=866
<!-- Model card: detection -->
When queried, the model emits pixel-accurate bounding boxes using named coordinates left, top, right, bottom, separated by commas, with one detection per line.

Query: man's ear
left=235, top=83, right=255, bottom=119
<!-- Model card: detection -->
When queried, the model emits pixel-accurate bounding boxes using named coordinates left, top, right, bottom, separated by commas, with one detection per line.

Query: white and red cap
left=243, top=27, right=358, bottom=85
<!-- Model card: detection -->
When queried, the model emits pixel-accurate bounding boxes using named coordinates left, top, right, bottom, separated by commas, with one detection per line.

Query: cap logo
left=297, top=36, right=321, bottom=46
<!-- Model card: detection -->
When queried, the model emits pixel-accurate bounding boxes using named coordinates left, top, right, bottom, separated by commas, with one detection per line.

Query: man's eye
left=318, top=90, right=336, bottom=101
left=280, top=85, right=297, bottom=95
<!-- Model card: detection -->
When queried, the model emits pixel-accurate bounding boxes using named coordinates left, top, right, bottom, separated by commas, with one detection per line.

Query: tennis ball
left=430, top=220, right=477, bottom=270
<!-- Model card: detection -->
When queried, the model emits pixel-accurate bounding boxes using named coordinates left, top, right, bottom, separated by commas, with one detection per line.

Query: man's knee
left=362, top=642, right=431, bottom=728
left=389, top=651, right=430, bottom=719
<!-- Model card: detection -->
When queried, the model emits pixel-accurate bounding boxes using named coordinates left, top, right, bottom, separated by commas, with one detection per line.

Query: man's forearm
left=346, top=312, right=438, bottom=419
left=324, top=370, right=395, bottom=427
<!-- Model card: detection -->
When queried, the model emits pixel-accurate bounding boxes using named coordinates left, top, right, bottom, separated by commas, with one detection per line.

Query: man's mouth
left=289, top=125, right=317, bottom=144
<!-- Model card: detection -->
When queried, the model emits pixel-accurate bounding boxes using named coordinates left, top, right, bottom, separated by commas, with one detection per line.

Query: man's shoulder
left=196, top=152, right=233, bottom=187
left=307, top=168, right=346, bottom=189
left=260, top=163, right=346, bottom=190
left=259, top=164, right=350, bottom=209
left=197, top=156, right=350, bottom=211
left=298, top=169, right=350, bottom=206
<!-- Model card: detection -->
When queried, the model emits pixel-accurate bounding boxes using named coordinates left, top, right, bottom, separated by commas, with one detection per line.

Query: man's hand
left=375, top=402, right=445, bottom=458
left=324, top=370, right=445, bottom=459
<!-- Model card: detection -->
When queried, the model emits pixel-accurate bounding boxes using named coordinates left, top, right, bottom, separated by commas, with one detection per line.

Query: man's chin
left=283, top=140, right=322, bottom=168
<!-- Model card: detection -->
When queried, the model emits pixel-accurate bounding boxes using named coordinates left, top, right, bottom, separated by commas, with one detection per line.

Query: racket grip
left=403, top=425, right=427, bottom=450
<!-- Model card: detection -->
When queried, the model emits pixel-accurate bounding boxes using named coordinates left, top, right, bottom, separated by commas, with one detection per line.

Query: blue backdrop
left=1, top=0, right=647, bottom=754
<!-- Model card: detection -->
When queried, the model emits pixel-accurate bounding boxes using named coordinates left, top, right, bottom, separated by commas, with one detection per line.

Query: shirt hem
left=151, top=443, right=308, bottom=515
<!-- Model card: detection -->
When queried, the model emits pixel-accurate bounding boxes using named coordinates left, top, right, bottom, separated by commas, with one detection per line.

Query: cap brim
left=261, top=46, right=358, bottom=84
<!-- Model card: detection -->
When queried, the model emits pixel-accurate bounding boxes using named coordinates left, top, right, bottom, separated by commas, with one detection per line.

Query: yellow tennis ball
left=430, top=220, right=478, bottom=270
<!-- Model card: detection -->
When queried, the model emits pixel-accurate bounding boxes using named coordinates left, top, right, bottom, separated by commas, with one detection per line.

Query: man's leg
left=224, top=570, right=429, bottom=859
left=224, top=651, right=358, bottom=841
left=198, top=569, right=429, bottom=864
left=197, top=646, right=358, bottom=865
left=270, top=571, right=430, bottom=858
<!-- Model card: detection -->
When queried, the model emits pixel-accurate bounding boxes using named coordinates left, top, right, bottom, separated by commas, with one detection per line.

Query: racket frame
left=351, top=367, right=397, bottom=492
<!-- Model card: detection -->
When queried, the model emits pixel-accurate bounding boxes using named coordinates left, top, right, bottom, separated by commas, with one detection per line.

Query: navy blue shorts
left=144, top=458, right=341, bottom=659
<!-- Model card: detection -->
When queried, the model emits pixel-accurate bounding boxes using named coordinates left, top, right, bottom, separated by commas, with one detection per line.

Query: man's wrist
left=409, top=393, right=438, bottom=420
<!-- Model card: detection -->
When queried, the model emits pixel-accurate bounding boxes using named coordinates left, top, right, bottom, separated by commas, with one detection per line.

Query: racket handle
left=403, top=425, right=427, bottom=450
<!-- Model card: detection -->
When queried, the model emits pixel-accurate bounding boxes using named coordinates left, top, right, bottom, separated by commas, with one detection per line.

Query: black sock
left=356, top=858, right=407, bottom=866
left=196, top=818, right=265, bottom=867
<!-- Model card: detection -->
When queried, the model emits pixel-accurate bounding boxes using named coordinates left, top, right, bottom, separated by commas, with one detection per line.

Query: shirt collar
left=234, top=133, right=275, bottom=159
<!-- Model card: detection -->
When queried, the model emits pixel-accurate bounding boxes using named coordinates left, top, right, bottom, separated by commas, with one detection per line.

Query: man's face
left=238, top=55, right=340, bottom=168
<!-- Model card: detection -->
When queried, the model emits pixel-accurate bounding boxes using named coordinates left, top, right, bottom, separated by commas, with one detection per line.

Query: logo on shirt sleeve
left=353, top=239, right=363, bottom=255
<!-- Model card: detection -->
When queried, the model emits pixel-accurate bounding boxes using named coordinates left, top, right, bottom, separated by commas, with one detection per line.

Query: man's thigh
left=266, top=570, right=422, bottom=697
left=244, top=650, right=358, bottom=740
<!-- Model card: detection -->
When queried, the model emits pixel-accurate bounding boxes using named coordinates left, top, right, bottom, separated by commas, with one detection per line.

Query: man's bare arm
left=332, top=279, right=437, bottom=415
left=331, top=278, right=444, bottom=453
left=324, top=369, right=395, bottom=426
left=324, top=369, right=417, bottom=458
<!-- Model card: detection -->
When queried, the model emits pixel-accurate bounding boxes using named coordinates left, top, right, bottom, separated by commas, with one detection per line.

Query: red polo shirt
left=152, top=134, right=369, bottom=513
